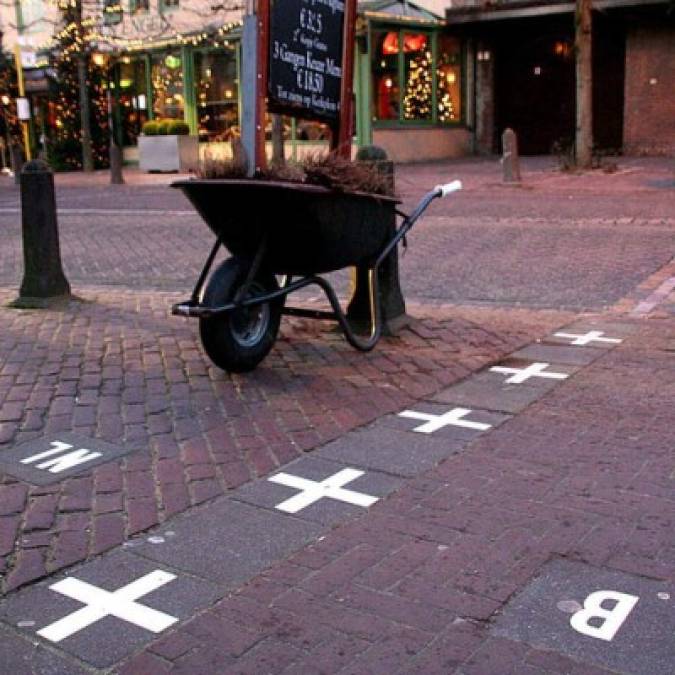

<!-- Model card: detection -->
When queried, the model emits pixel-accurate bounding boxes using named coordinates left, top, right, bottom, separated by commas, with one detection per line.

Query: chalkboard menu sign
left=268, top=0, right=345, bottom=121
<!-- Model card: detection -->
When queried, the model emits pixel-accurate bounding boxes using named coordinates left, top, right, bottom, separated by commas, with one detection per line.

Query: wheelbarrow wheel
left=199, top=258, right=283, bottom=372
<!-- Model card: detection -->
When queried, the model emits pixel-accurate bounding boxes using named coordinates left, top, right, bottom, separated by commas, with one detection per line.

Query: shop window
left=436, top=35, right=461, bottom=123
left=152, top=52, right=184, bottom=120
left=195, top=50, right=238, bottom=141
left=371, top=27, right=463, bottom=126
left=372, top=30, right=400, bottom=121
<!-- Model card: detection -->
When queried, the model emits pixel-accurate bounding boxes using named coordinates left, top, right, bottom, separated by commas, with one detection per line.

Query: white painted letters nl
left=21, top=440, right=101, bottom=474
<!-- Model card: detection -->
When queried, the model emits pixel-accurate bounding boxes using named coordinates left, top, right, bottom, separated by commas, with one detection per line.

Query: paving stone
left=0, top=550, right=221, bottom=668
left=0, top=624, right=89, bottom=675
left=232, top=456, right=402, bottom=525
left=544, top=320, right=640, bottom=345
left=510, top=344, right=607, bottom=367
left=371, top=402, right=512, bottom=439
left=0, top=433, right=138, bottom=486
left=431, top=371, right=550, bottom=414
left=492, top=558, right=675, bottom=675
left=129, top=497, right=322, bottom=585
left=315, top=426, right=473, bottom=478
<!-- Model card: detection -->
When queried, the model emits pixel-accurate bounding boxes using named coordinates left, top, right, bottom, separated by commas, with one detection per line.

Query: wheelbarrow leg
left=347, top=257, right=408, bottom=336
left=191, top=235, right=224, bottom=304
left=347, top=207, right=408, bottom=334
left=312, top=267, right=382, bottom=352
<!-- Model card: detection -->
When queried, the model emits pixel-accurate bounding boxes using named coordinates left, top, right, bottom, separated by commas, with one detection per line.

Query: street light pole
left=13, top=43, right=32, bottom=161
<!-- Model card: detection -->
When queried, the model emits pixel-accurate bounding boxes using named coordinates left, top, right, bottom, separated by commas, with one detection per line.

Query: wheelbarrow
left=171, top=178, right=462, bottom=372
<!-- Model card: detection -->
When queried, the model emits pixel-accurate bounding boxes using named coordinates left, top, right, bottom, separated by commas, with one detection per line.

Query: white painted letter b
left=570, top=590, right=639, bottom=641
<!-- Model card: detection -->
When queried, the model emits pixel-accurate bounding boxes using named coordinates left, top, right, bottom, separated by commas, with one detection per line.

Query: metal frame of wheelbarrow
left=172, top=181, right=462, bottom=351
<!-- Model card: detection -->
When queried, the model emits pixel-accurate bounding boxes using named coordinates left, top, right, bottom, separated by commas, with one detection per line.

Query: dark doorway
left=492, top=15, right=626, bottom=155
left=494, top=18, right=576, bottom=155
left=593, top=16, right=625, bottom=151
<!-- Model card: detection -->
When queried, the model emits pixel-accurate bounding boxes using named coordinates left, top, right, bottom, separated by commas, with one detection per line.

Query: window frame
left=130, top=0, right=149, bottom=14
left=103, top=0, right=123, bottom=25
left=160, top=0, right=180, bottom=13
left=370, top=23, right=465, bottom=129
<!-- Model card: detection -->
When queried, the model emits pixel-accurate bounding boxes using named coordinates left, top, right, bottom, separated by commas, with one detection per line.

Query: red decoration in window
left=382, top=33, right=427, bottom=55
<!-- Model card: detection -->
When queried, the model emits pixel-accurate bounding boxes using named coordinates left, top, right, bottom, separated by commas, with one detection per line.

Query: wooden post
left=107, top=86, right=124, bottom=185
left=255, top=0, right=270, bottom=173
left=271, top=114, right=285, bottom=165
left=501, top=128, right=521, bottom=183
left=575, top=0, right=593, bottom=169
left=333, top=0, right=357, bottom=158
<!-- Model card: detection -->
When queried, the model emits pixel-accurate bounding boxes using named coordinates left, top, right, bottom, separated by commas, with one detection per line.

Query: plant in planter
left=138, top=118, right=198, bottom=173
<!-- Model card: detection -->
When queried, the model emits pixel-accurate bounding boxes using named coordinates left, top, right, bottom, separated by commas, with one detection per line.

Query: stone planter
left=138, top=134, right=199, bottom=173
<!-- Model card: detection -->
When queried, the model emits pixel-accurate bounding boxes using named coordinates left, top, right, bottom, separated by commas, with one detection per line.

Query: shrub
left=356, top=145, right=388, bottom=161
left=156, top=119, right=172, bottom=135
left=167, top=120, right=190, bottom=135
left=142, top=120, right=159, bottom=136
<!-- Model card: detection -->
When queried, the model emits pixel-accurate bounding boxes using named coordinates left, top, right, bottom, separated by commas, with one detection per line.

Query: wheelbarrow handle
left=435, top=180, right=463, bottom=197
left=375, top=179, right=462, bottom=267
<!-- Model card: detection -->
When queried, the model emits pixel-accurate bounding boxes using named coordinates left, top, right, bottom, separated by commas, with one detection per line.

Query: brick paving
left=1, top=157, right=674, bottom=310
left=113, top=308, right=674, bottom=675
left=0, top=285, right=568, bottom=592
left=0, top=157, right=673, bottom=673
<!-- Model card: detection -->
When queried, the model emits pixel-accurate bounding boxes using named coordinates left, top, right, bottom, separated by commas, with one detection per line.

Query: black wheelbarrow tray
left=171, top=178, right=461, bottom=372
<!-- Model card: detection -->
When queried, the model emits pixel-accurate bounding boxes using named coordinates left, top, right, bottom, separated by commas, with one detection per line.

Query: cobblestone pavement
left=1, top=157, right=674, bottom=310
left=0, top=157, right=673, bottom=673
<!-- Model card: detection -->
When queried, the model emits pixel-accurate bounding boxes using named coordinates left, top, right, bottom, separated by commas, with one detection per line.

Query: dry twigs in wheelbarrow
left=199, top=152, right=392, bottom=196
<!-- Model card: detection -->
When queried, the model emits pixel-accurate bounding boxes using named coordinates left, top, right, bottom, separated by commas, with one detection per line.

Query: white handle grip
left=435, top=180, right=463, bottom=197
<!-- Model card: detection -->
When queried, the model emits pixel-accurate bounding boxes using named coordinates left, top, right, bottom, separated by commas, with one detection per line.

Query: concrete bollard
left=109, top=143, right=125, bottom=185
left=16, top=160, right=71, bottom=306
left=501, top=128, right=521, bottom=183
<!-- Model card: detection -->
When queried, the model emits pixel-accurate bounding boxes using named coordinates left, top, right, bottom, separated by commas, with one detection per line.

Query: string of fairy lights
left=34, top=0, right=244, bottom=56
left=403, top=50, right=456, bottom=122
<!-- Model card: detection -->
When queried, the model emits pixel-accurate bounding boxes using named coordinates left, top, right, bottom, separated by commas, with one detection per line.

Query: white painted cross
left=37, top=570, right=178, bottom=643
left=553, top=330, right=622, bottom=346
left=397, top=407, right=492, bottom=434
left=269, top=468, right=378, bottom=513
left=21, top=440, right=101, bottom=474
left=489, top=362, right=569, bottom=385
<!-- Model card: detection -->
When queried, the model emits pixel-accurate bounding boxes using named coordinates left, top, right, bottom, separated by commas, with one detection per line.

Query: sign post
left=259, top=0, right=356, bottom=163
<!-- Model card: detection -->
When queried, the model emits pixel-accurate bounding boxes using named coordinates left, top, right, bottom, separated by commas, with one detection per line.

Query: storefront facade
left=358, top=3, right=472, bottom=160
left=112, top=1, right=474, bottom=163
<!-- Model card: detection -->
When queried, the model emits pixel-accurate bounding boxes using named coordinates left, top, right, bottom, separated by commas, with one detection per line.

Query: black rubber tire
left=199, top=258, right=283, bottom=372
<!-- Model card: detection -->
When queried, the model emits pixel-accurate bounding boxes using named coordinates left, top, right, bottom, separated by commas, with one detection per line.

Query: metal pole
left=13, top=44, right=32, bottom=160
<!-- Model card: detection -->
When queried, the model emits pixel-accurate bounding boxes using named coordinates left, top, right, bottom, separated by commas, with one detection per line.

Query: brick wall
left=623, top=24, right=675, bottom=156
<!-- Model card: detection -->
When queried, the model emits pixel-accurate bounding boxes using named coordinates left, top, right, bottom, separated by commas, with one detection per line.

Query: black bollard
left=109, top=142, right=125, bottom=185
left=16, top=160, right=71, bottom=305
left=347, top=149, right=408, bottom=335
